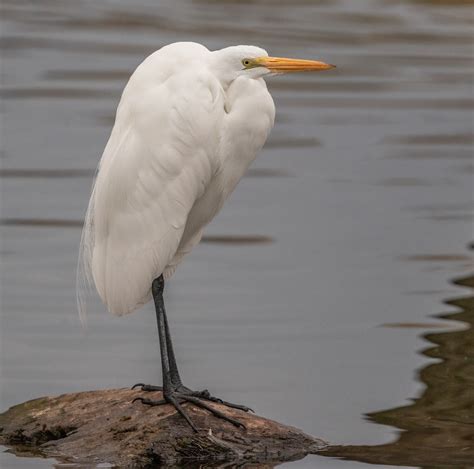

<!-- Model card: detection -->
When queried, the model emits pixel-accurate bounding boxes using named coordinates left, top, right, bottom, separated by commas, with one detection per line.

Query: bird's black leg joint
left=151, top=275, right=165, bottom=298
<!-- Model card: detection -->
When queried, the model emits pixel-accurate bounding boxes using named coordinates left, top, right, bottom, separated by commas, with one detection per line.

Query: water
left=1, top=0, right=473, bottom=467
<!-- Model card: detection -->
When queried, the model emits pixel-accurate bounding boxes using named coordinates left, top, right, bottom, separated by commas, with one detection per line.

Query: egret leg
left=132, top=276, right=179, bottom=392
left=133, top=276, right=186, bottom=390
left=133, top=275, right=250, bottom=431
left=158, top=276, right=184, bottom=389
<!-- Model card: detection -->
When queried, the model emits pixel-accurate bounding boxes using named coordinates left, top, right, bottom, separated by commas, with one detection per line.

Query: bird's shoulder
left=95, top=65, right=225, bottom=229
left=123, top=54, right=223, bottom=113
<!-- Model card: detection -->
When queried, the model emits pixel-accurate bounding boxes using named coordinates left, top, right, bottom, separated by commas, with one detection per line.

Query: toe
left=179, top=395, right=247, bottom=430
left=133, top=397, right=166, bottom=406
left=167, top=395, right=199, bottom=432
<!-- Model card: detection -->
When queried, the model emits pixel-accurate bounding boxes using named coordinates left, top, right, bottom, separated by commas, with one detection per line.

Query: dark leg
left=153, top=276, right=174, bottom=394
left=132, top=276, right=182, bottom=393
left=159, top=278, right=184, bottom=389
left=133, top=275, right=250, bottom=431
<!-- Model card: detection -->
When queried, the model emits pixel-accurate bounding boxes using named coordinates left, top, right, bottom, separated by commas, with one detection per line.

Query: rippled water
left=1, top=0, right=473, bottom=467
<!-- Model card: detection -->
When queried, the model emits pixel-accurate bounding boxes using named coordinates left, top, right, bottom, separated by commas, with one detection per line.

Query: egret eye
left=242, top=59, right=252, bottom=67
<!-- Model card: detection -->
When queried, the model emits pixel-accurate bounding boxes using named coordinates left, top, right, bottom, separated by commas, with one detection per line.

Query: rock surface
left=0, top=388, right=327, bottom=467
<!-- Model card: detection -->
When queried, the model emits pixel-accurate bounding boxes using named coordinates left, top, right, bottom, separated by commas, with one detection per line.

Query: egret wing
left=78, top=69, right=223, bottom=316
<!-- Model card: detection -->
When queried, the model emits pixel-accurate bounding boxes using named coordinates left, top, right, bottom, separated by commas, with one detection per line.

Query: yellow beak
left=256, top=56, right=335, bottom=73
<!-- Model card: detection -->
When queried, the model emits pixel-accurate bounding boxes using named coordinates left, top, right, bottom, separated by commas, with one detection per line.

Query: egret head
left=211, top=45, right=334, bottom=84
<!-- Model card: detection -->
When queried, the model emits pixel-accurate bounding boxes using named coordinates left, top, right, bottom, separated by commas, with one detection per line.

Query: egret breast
left=168, top=76, right=275, bottom=268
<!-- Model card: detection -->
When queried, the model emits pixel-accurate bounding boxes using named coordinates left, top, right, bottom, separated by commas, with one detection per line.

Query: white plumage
left=76, top=43, right=334, bottom=431
left=78, top=42, right=275, bottom=316
left=78, top=42, right=333, bottom=318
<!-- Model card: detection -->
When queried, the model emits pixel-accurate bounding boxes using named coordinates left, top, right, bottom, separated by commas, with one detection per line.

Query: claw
left=132, top=383, right=163, bottom=392
left=133, top=397, right=166, bottom=406
left=226, top=403, right=253, bottom=413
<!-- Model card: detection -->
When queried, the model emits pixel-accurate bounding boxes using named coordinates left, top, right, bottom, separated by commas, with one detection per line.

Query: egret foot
left=132, top=383, right=252, bottom=412
left=132, top=384, right=249, bottom=432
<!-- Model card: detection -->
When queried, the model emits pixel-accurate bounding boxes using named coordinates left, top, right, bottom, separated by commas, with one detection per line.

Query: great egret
left=78, top=42, right=334, bottom=431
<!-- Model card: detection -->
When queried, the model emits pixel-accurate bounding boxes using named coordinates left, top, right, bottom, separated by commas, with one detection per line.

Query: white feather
left=78, top=42, right=275, bottom=317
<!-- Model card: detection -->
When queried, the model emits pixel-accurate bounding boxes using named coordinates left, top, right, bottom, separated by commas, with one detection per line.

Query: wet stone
left=0, top=388, right=327, bottom=468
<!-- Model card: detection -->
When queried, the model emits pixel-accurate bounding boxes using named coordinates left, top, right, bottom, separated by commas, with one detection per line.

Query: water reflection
left=0, top=219, right=275, bottom=245
left=0, top=169, right=94, bottom=178
left=0, top=168, right=292, bottom=179
left=322, top=272, right=474, bottom=467
left=385, top=133, right=474, bottom=146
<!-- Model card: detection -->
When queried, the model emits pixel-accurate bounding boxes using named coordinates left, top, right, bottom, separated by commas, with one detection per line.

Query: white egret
left=78, top=42, right=334, bottom=431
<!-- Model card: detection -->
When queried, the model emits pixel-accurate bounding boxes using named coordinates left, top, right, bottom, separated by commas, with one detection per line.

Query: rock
left=0, top=388, right=327, bottom=467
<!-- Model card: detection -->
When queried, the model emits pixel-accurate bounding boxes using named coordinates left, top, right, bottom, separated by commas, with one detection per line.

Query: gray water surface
left=1, top=0, right=473, bottom=467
